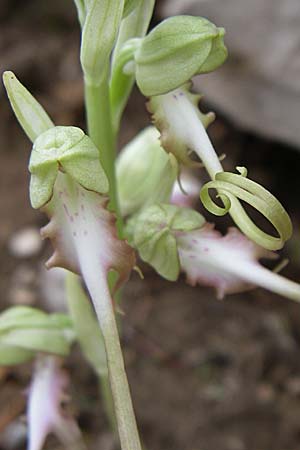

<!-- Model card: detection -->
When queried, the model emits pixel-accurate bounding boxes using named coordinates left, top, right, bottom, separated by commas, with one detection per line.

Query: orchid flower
left=3, top=71, right=142, bottom=450
left=130, top=203, right=300, bottom=302
left=27, top=355, right=85, bottom=450
left=147, top=84, right=293, bottom=252
left=3, top=4, right=299, bottom=450
left=0, top=306, right=81, bottom=450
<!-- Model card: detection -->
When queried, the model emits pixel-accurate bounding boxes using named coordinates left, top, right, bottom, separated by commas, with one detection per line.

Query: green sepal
left=0, top=306, right=74, bottom=366
left=29, top=126, right=109, bottom=209
left=135, top=15, right=227, bottom=96
left=117, top=127, right=178, bottom=216
left=2, top=71, right=54, bottom=142
left=130, top=203, right=205, bottom=280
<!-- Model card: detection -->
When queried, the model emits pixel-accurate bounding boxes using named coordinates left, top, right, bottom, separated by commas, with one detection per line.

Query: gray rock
left=162, top=0, right=300, bottom=148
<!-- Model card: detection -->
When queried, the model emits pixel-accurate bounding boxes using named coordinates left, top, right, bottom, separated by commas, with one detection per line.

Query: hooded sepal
left=29, top=126, right=109, bottom=209
left=129, top=203, right=205, bottom=281
left=135, top=15, right=227, bottom=96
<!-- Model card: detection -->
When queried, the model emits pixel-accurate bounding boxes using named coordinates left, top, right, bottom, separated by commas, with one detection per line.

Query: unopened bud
left=135, top=15, right=227, bottom=96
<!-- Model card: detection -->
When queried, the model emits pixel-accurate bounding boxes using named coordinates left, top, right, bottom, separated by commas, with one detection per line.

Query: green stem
left=84, top=69, right=123, bottom=235
left=65, top=273, right=118, bottom=433
left=82, top=266, right=142, bottom=450
left=100, top=373, right=118, bottom=432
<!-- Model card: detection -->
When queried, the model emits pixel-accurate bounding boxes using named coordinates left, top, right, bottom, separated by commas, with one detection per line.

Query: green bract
left=131, top=203, right=205, bottom=281
left=2, top=71, right=54, bottom=142
left=29, top=126, right=109, bottom=209
left=116, top=127, right=178, bottom=216
left=135, top=15, right=227, bottom=96
left=80, top=0, right=125, bottom=85
left=110, top=0, right=155, bottom=129
left=0, top=306, right=74, bottom=366
left=123, top=0, right=141, bottom=17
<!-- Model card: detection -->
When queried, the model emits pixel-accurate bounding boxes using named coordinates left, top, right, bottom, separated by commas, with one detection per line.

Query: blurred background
left=1, top=1, right=300, bottom=449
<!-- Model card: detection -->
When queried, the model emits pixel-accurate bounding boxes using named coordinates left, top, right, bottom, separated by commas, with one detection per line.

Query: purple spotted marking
left=63, top=203, right=70, bottom=217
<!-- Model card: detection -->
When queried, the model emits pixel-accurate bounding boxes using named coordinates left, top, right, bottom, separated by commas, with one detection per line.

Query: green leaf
left=1, top=329, right=72, bottom=357
left=0, top=306, right=74, bottom=366
left=0, top=343, right=34, bottom=366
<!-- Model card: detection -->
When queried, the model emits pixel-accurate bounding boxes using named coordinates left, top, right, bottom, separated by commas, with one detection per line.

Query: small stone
left=256, top=383, right=275, bottom=403
left=8, top=227, right=42, bottom=258
left=285, top=377, right=300, bottom=395
left=0, top=420, right=27, bottom=450
left=96, top=432, right=117, bottom=450
left=9, top=266, right=38, bottom=306
left=9, top=287, right=36, bottom=306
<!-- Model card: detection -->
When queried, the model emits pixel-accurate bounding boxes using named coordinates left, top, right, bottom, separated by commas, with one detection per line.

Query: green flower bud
left=116, top=127, right=178, bottom=216
left=2, top=71, right=54, bottom=142
left=80, top=0, right=125, bottom=85
left=135, top=15, right=227, bottom=96
left=29, top=126, right=109, bottom=209
left=131, top=203, right=205, bottom=281
left=0, top=307, right=74, bottom=366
